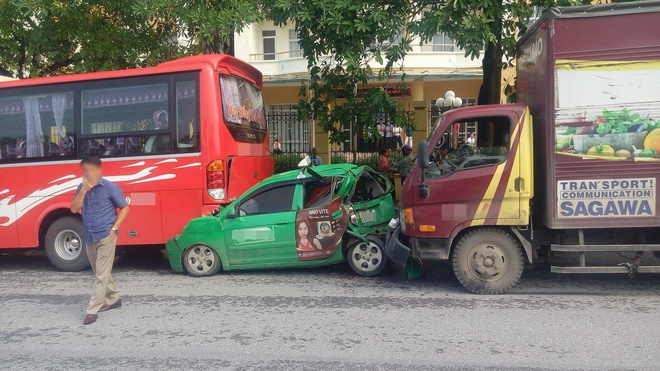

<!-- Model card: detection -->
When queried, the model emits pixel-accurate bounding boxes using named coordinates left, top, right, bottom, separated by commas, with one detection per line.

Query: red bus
left=0, top=54, right=273, bottom=271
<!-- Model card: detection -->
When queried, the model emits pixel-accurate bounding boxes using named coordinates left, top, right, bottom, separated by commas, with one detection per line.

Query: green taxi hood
left=180, top=215, right=218, bottom=235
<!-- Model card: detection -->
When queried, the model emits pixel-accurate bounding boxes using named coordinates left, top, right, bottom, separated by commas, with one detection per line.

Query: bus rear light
left=207, top=160, right=226, bottom=200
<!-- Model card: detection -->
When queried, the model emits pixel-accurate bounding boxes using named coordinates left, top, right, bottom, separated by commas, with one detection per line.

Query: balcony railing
left=250, top=50, right=305, bottom=62
left=249, top=44, right=483, bottom=62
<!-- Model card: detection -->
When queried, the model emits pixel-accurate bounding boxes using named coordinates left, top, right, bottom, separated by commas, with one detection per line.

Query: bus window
left=219, top=75, right=266, bottom=143
left=0, top=91, right=75, bottom=161
left=176, top=80, right=199, bottom=152
left=81, top=83, right=169, bottom=134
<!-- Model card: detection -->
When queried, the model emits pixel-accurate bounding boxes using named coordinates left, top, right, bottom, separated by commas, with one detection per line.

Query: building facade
left=234, top=21, right=486, bottom=163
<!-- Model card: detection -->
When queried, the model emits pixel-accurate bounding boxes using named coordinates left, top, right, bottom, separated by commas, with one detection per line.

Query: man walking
left=71, top=155, right=129, bottom=325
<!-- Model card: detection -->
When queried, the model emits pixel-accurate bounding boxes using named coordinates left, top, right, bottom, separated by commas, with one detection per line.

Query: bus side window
left=0, top=91, right=75, bottom=162
left=80, top=81, right=172, bottom=158
left=176, top=80, right=198, bottom=152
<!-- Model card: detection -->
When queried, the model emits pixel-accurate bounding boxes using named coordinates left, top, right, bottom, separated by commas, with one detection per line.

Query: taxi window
left=238, top=184, right=295, bottom=216
left=302, top=177, right=342, bottom=209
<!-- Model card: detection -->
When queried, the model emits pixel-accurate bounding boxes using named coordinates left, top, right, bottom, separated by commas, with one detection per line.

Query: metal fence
left=267, top=105, right=309, bottom=153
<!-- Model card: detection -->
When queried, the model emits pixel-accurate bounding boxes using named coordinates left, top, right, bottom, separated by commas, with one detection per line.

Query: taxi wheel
left=347, top=236, right=387, bottom=277
left=183, top=245, right=221, bottom=277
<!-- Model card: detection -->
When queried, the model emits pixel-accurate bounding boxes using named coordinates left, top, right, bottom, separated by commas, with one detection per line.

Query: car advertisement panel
left=295, top=198, right=348, bottom=261
left=554, top=59, right=660, bottom=161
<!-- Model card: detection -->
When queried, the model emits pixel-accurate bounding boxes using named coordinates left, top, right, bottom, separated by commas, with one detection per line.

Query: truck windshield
left=426, top=116, right=445, bottom=143
left=427, top=115, right=512, bottom=178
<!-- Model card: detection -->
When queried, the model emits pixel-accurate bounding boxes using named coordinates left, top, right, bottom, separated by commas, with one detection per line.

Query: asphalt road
left=1, top=248, right=659, bottom=371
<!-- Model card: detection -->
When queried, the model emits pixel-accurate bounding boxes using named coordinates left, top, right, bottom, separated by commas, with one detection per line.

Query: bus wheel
left=347, top=236, right=387, bottom=277
left=183, top=245, right=221, bottom=277
left=452, top=228, right=524, bottom=295
left=45, top=216, right=90, bottom=272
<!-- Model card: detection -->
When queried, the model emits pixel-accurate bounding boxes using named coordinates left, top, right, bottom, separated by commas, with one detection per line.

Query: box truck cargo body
left=386, top=1, right=660, bottom=294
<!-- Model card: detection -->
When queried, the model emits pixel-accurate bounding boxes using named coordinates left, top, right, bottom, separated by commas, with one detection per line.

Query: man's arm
left=70, top=180, right=95, bottom=213
left=109, top=184, right=129, bottom=236
left=112, top=206, right=129, bottom=235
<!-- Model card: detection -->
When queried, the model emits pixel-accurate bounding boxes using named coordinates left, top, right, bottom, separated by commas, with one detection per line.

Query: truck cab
left=388, top=104, right=535, bottom=294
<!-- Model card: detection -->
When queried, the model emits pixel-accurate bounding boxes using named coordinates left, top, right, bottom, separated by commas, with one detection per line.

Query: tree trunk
left=477, top=42, right=503, bottom=105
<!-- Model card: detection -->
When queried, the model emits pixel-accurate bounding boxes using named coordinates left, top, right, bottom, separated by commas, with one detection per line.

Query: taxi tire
left=347, top=236, right=387, bottom=277
left=183, top=245, right=221, bottom=277
left=44, top=216, right=90, bottom=272
left=452, top=228, right=524, bottom=295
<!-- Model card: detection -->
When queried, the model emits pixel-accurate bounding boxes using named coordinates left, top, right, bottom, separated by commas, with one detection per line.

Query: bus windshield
left=219, top=75, right=266, bottom=143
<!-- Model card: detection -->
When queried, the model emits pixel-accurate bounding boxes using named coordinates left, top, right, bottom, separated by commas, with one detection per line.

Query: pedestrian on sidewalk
left=70, top=155, right=129, bottom=325
left=392, top=145, right=413, bottom=185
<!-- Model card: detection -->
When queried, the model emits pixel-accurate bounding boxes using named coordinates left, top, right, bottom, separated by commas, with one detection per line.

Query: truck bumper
left=385, top=225, right=411, bottom=269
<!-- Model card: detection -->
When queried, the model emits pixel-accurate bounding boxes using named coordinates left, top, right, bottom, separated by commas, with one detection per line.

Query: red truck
left=386, top=1, right=660, bottom=294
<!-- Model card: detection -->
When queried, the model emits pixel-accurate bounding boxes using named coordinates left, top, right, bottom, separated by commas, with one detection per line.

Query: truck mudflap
left=385, top=224, right=410, bottom=269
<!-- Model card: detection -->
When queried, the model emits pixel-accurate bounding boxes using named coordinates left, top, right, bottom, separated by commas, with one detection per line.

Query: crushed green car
left=166, top=164, right=397, bottom=277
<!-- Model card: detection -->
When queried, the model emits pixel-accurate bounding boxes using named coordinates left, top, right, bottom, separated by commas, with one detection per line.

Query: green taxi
left=166, top=164, right=396, bottom=277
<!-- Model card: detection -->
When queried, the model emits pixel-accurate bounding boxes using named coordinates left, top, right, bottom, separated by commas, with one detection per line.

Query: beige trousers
left=86, top=233, right=120, bottom=314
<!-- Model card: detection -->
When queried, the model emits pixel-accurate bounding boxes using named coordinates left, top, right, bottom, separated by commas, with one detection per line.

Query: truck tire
left=452, top=228, right=524, bottom=295
left=44, top=216, right=90, bottom=272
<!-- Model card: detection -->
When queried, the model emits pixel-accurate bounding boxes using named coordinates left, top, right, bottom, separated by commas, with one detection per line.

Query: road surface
left=1, top=248, right=659, bottom=370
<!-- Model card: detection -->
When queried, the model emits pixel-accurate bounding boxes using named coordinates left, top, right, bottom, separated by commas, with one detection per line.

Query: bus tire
left=452, top=228, right=524, bottom=295
left=44, top=216, right=90, bottom=272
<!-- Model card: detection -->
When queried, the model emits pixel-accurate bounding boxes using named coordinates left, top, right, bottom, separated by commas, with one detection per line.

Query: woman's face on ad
left=298, top=222, right=308, bottom=239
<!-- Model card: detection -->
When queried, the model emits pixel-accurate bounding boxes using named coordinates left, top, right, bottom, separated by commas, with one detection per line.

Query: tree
left=268, top=0, right=594, bottom=141
left=133, top=0, right=265, bottom=55
left=269, top=0, right=419, bottom=145
left=0, top=0, right=265, bottom=79
left=0, top=0, right=178, bottom=79
left=413, top=0, right=591, bottom=105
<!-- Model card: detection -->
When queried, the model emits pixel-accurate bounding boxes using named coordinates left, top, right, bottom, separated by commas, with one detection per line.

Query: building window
left=267, top=104, right=308, bottom=153
left=432, top=33, right=455, bottom=52
left=262, top=30, right=276, bottom=60
left=289, top=30, right=301, bottom=58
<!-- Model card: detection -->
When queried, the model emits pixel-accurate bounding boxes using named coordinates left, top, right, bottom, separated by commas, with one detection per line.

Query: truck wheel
left=44, top=216, right=90, bottom=272
left=347, top=236, right=387, bottom=277
left=452, top=228, right=524, bottom=295
left=183, top=245, right=221, bottom=277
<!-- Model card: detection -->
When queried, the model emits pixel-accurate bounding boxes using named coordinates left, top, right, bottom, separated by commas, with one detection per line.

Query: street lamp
left=436, top=90, right=463, bottom=110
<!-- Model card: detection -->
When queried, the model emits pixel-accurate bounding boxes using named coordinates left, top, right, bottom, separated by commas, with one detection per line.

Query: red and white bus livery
left=0, top=54, right=274, bottom=271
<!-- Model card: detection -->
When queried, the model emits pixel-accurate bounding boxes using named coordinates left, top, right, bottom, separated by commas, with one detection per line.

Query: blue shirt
left=76, top=178, right=128, bottom=243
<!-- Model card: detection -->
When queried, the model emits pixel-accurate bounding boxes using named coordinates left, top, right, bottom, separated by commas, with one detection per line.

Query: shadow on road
left=1, top=247, right=659, bottom=296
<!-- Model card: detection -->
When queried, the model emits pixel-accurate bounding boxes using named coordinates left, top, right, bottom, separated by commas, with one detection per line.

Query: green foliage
left=273, top=152, right=306, bottom=174
left=411, top=0, right=591, bottom=104
left=0, top=0, right=178, bottom=78
left=132, top=0, right=264, bottom=54
left=269, top=0, right=416, bottom=145
left=269, top=0, right=593, bottom=113
left=0, top=0, right=264, bottom=79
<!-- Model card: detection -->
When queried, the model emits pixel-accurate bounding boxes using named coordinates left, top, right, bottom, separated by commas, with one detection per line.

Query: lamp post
left=435, top=90, right=463, bottom=112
